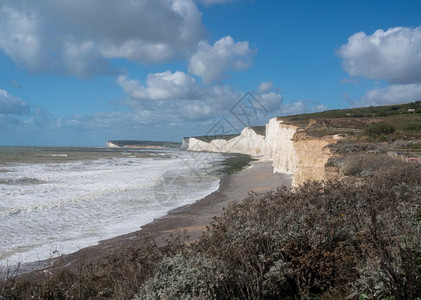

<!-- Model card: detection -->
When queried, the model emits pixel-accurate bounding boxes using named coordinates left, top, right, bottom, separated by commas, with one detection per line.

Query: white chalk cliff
left=187, top=117, right=338, bottom=186
left=188, top=127, right=266, bottom=156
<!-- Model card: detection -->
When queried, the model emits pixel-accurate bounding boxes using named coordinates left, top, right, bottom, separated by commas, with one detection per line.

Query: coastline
left=20, top=160, right=292, bottom=274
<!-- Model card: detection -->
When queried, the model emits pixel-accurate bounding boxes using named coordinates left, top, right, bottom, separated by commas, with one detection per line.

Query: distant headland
left=106, top=140, right=181, bottom=149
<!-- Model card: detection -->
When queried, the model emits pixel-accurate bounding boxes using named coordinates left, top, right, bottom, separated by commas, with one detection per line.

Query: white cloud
left=341, top=77, right=359, bottom=84
left=188, top=36, right=256, bottom=83
left=0, top=89, right=29, bottom=115
left=258, top=92, right=282, bottom=111
left=338, top=26, right=421, bottom=84
left=258, top=81, right=273, bottom=93
left=118, top=71, right=200, bottom=101
left=278, top=100, right=327, bottom=116
left=117, top=72, right=247, bottom=122
left=117, top=72, right=286, bottom=124
left=196, top=0, right=239, bottom=5
left=359, top=83, right=421, bottom=106
left=0, top=0, right=206, bottom=78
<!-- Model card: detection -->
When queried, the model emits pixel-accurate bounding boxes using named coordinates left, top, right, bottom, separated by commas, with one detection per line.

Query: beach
left=26, top=161, right=291, bottom=272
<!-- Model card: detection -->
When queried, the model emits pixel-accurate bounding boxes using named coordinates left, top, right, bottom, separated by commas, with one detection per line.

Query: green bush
left=135, top=254, right=229, bottom=300
left=327, top=153, right=404, bottom=176
left=191, top=164, right=421, bottom=299
left=363, top=122, right=396, bottom=137
left=403, top=123, right=421, bottom=132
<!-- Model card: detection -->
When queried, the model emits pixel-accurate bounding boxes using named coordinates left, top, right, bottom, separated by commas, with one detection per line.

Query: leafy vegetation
left=136, top=163, right=421, bottom=299
left=2, top=160, right=420, bottom=299
left=363, top=122, right=397, bottom=137
left=273, top=101, right=421, bottom=142
left=282, top=100, right=421, bottom=120
left=403, top=123, right=421, bottom=132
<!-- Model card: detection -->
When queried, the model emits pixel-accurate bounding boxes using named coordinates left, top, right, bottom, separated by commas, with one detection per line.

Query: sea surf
left=0, top=146, right=226, bottom=267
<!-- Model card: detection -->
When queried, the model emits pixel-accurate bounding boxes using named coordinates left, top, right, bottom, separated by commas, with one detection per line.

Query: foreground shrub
left=189, top=164, right=421, bottom=299
left=327, top=153, right=404, bottom=176
left=135, top=254, right=229, bottom=300
left=0, top=234, right=186, bottom=299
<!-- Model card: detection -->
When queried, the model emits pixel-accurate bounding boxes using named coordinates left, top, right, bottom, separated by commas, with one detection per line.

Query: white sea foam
left=0, top=150, right=224, bottom=266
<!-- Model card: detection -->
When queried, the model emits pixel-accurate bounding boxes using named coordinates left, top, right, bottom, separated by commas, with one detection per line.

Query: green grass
left=250, top=126, right=266, bottom=136
left=193, top=134, right=239, bottom=142
left=280, top=100, right=421, bottom=121
left=275, top=101, right=421, bottom=139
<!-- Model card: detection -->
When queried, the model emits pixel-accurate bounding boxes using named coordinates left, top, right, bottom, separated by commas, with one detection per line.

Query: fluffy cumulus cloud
left=339, top=26, right=421, bottom=84
left=258, top=92, right=282, bottom=111
left=0, top=0, right=205, bottom=78
left=118, top=71, right=200, bottom=101
left=189, top=36, right=256, bottom=83
left=360, top=83, right=421, bottom=106
left=116, top=73, right=288, bottom=131
left=278, top=100, right=327, bottom=116
left=258, top=81, right=273, bottom=93
left=117, top=71, right=243, bottom=120
left=0, top=89, right=29, bottom=115
left=339, top=26, right=421, bottom=106
left=196, top=0, right=239, bottom=5
left=252, top=81, right=283, bottom=112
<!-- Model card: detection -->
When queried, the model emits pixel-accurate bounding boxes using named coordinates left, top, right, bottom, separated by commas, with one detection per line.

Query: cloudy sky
left=1, top=0, right=421, bottom=146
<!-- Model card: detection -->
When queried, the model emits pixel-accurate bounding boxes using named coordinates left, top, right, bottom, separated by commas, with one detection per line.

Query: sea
left=0, top=146, right=226, bottom=267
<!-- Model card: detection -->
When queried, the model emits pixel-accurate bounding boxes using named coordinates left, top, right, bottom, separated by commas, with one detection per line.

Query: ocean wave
left=0, top=177, right=46, bottom=185
left=0, top=150, right=226, bottom=266
left=38, top=154, right=68, bottom=157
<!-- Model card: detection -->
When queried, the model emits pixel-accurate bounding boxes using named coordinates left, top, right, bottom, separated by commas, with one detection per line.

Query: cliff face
left=189, top=127, right=266, bottom=157
left=181, top=138, right=190, bottom=150
left=265, top=118, right=296, bottom=174
left=292, top=133, right=337, bottom=186
left=107, top=141, right=121, bottom=148
left=187, top=117, right=338, bottom=186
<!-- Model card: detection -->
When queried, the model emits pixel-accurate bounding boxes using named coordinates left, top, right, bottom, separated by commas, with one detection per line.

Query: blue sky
left=1, top=0, right=421, bottom=146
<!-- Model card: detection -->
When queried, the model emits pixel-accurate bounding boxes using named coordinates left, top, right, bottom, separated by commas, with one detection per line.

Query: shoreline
left=18, top=160, right=292, bottom=274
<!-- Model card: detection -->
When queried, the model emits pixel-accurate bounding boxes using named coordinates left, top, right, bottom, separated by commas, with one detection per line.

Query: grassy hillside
left=282, top=100, right=421, bottom=120
left=192, top=101, right=421, bottom=143
left=278, top=101, right=421, bottom=138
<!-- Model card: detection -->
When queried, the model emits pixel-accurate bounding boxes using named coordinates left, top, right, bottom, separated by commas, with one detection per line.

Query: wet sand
left=23, top=161, right=291, bottom=272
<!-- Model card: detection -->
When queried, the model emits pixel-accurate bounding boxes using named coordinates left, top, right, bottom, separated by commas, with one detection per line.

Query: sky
left=1, top=0, right=421, bottom=146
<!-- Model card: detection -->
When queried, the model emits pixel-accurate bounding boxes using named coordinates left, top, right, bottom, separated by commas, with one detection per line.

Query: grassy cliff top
left=191, top=101, right=421, bottom=142
left=277, top=101, right=421, bottom=137
left=192, top=134, right=240, bottom=142
left=192, top=125, right=266, bottom=143
left=279, top=100, right=421, bottom=121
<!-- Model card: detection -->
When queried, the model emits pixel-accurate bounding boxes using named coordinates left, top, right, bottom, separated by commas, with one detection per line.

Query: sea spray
left=0, top=147, right=225, bottom=266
